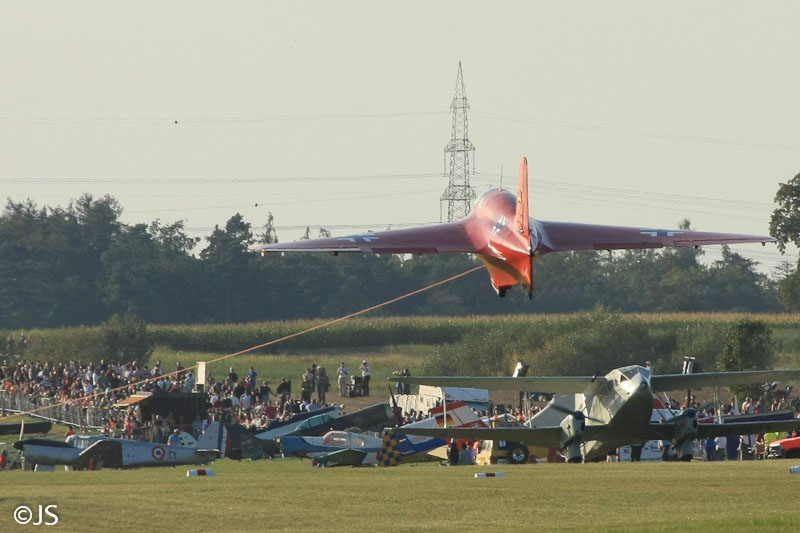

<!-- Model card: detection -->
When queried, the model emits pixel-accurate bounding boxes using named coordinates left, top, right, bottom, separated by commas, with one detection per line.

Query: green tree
left=771, top=258, right=800, bottom=313
left=717, top=319, right=773, bottom=399
left=100, top=313, right=154, bottom=363
left=769, top=173, right=800, bottom=311
left=770, top=172, right=800, bottom=253
left=201, top=214, right=258, bottom=322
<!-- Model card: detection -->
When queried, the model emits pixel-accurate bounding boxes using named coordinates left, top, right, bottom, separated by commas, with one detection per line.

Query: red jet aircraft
left=259, top=157, right=775, bottom=297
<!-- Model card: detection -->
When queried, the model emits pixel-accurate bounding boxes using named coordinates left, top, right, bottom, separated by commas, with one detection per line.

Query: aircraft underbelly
left=584, top=387, right=652, bottom=460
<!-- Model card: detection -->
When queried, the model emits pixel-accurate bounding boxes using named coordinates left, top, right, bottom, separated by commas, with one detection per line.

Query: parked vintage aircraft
left=13, top=421, right=226, bottom=470
left=283, top=401, right=485, bottom=467
left=289, top=402, right=394, bottom=438
left=0, top=420, right=52, bottom=435
left=252, top=405, right=341, bottom=442
left=279, top=430, right=383, bottom=461
left=248, top=404, right=392, bottom=459
left=258, top=157, right=775, bottom=297
left=390, top=367, right=800, bottom=462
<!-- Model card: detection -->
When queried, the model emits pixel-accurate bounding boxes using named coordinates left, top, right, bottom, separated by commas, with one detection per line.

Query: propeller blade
left=547, top=403, right=603, bottom=423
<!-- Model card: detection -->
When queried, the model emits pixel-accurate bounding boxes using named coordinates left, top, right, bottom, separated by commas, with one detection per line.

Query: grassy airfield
left=2, top=458, right=800, bottom=532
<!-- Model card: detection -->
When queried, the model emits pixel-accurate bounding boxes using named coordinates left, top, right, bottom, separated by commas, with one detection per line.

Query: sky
left=1, top=2, right=799, bottom=273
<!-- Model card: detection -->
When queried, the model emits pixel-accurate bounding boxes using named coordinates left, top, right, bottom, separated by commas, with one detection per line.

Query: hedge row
left=2, top=313, right=798, bottom=365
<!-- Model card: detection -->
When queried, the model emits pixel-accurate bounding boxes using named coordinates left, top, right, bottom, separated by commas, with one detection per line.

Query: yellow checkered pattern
left=377, top=430, right=401, bottom=467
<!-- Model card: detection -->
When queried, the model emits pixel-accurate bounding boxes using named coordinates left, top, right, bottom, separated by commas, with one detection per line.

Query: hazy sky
left=2, top=2, right=799, bottom=272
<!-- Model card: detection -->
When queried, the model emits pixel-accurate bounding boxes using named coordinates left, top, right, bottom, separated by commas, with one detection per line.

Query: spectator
left=448, top=440, right=459, bottom=466
left=276, top=378, right=291, bottom=404
left=168, top=428, right=181, bottom=446
left=704, top=437, right=715, bottom=461
left=316, top=367, right=330, bottom=404
left=183, top=371, right=195, bottom=393
left=392, top=368, right=409, bottom=395
left=360, top=360, right=371, bottom=397
left=458, top=442, right=474, bottom=465
left=337, top=363, right=349, bottom=398
left=715, top=436, right=727, bottom=461
left=259, top=381, right=274, bottom=405
left=240, top=389, right=253, bottom=414
left=227, top=367, right=239, bottom=387
left=301, top=368, right=314, bottom=402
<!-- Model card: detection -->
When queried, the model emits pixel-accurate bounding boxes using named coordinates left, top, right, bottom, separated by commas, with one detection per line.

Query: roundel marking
left=152, top=446, right=166, bottom=461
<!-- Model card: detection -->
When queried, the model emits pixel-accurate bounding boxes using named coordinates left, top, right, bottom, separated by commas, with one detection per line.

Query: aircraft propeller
left=547, top=403, right=603, bottom=424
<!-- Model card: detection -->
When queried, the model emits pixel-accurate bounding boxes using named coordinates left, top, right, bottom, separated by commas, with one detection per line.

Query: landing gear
left=507, top=444, right=529, bottom=464
left=497, top=287, right=507, bottom=298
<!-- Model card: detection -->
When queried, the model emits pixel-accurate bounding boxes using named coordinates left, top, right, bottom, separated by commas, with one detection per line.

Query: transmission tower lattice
left=440, top=61, right=476, bottom=222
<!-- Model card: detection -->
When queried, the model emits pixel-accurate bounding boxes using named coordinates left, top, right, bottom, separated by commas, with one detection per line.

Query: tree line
left=0, top=190, right=796, bottom=330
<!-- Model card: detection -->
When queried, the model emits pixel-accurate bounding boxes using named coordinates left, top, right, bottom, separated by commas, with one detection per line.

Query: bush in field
left=717, top=319, right=773, bottom=399
left=669, top=321, right=727, bottom=374
left=523, top=312, right=664, bottom=376
left=100, top=313, right=154, bottom=363
left=422, top=310, right=677, bottom=377
left=422, top=321, right=532, bottom=376
left=5, top=326, right=103, bottom=364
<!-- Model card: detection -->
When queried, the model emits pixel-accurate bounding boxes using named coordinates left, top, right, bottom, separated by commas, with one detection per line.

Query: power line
left=471, top=111, right=800, bottom=152
left=126, top=189, right=442, bottom=214
left=0, top=173, right=444, bottom=185
left=3, top=107, right=797, bottom=151
left=0, top=111, right=449, bottom=126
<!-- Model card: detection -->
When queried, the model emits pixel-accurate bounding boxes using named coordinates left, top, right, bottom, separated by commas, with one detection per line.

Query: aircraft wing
left=651, top=369, right=800, bottom=392
left=695, top=420, right=800, bottom=440
left=257, top=221, right=477, bottom=255
left=389, top=375, right=602, bottom=395
left=315, top=448, right=370, bottom=467
left=645, top=420, right=800, bottom=441
left=0, top=421, right=53, bottom=435
left=535, top=220, right=774, bottom=254
left=397, top=425, right=612, bottom=447
left=77, top=439, right=121, bottom=465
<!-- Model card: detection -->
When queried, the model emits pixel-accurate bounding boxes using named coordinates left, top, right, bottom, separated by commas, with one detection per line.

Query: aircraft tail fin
left=197, top=421, right=227, bottom=458
left=515, top=156, right=530, bottom=240
left=515, top=156, right=534, bottom=297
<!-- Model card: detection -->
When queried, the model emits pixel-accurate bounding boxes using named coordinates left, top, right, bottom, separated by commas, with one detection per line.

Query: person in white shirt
left=715, top=436, right=727, bottom=461
left=360, top=360, right=371, bottom=397
left=337, top=363, right=349, bottom=398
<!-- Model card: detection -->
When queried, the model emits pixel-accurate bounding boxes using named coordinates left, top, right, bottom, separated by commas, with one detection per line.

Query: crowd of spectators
left=205, top=364, right=345, bottom=431
left=0, top=356, right=196, bottom=410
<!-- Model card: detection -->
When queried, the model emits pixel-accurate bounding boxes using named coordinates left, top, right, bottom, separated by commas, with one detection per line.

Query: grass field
left=2, top=457, right=800, bottom=532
